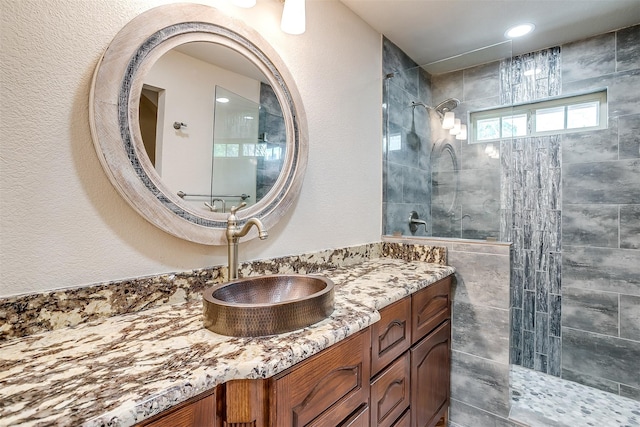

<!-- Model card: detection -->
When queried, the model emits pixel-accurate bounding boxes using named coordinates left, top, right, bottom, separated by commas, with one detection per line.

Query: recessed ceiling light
left=505, top=23, right=535, bottom=38
left=216, top=97, right=230, bottom=103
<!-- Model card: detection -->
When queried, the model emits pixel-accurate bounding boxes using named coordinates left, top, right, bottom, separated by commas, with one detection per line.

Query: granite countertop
left=0, top=258, right=454, bottom=427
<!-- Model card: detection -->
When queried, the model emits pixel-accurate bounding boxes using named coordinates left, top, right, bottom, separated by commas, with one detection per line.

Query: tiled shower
left=383, top=23, right=640, bottom=425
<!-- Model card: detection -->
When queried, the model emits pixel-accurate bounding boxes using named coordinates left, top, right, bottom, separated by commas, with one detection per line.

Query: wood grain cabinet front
left=275, top=329, right=371, bottom=426
left=372, top=276, right=452, bottom=427
left=136, top=391, right=216, bottom=427
left=370, top=353, right=410, bottom=427
left=370, top=297, right=411, bottom=376
left=411, top=320, right=451, bottom=427
left=391, top=409, right=411, bottom=427
left=411, top=277, right=451, bottom=345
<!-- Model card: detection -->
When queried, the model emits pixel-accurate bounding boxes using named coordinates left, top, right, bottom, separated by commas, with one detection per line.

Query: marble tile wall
left=389, top=237, right=516, bottom=426
left=382, top=37, right=433, bottom=237
left=558, top=24, right=640, bottom=401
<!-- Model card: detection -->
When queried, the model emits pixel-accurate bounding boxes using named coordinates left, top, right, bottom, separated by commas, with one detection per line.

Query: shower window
left=469, top=89, right=607, bottom=143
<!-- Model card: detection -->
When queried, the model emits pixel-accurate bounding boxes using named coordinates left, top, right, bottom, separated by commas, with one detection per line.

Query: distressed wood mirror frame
left=90, top=4, right=308, bottom=245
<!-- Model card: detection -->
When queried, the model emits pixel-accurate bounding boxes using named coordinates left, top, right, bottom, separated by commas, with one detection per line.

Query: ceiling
left=339, top=0, right=640, bottom=74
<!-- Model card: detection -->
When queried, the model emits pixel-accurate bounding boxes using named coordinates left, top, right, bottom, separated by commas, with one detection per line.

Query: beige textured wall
left=0, top=0, right=383, bottom=297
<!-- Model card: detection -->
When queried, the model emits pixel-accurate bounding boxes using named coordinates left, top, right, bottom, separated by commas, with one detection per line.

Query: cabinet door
left=410, top=321, right=450, bottom=427
left=370, top=353, right=410, bottom=427
left=392, top=409, right=411, bottom=427
left=276, top=329, right=371, bottom=426
left=411, top=277, right=451, bottom=344
left=137, top=391, right=215, bottom=427
left=371, top=297, right=411, bottom=376
left=340, top=405, right=369, bottom=427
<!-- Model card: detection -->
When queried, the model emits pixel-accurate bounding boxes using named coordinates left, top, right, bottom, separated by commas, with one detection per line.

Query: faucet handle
left=230, top=202, right=247, bottom=215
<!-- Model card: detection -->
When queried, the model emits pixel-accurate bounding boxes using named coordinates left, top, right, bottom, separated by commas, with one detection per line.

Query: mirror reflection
left=138, top=42, right=286, bottom=213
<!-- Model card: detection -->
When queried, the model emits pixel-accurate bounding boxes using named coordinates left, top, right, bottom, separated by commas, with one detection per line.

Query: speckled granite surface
left=0, top=242, right=446, bottom=342
left=0, top=256, right=453, bottom=426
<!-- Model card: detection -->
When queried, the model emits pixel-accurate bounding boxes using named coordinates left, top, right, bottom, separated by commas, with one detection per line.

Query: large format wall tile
left=562, top=204, right=618, bottom=248
left=616, top=24, right=640, bottom=72
left=450, top=350, right=511, bottom=418
left=620, top=205, right=640, bottom=249
left=563, top=159, right=640, bottom=204
left=383, top=202, right=430, bottom=236
left=452, top=301, right=510, bottom=364
left=464, top=62, right=500, bottom=101
left=449, top=398, right=520, bottom=427
left=621, top=384, right=640, bottom=401
left=620, top=294, right=640, bottom=341
left=431, top=70, right=464, bottom=105
left=562, top=32, right=615, bottom=83
left=383, top=38, right=419, bottom=94
left=563, top=69, right=640, bottom=118
left=449, top=250, right=511, bottom=309
left=560, top=123, right=619, bottom=164
left=562, top=287, right=619, bottom=336
left=561, top=367, right=621, bottom=395
left=563, top=246, right=640, bottom=296
left=619, top=114, right=640, bottom=160
left=562, top=327, right=640, bottom=389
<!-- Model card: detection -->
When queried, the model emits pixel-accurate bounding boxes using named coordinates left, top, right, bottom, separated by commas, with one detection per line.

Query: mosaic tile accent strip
left=500, top=46, right=563, bottom=377
left=0, top=259, right=454, bottom=426
left=509, top=365, right=640, bottom=427
left=500, top=47, right=561, bottom=105
left=0, top=242, right=445, bottom=342
left=504, top=135, right=562, bottom=375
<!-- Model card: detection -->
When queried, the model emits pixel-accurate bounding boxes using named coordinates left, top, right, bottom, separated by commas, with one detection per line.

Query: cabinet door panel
left=371, top=297, right=411, bottom=376
left=371, top=353, right=410, bottom=427
left=411, top=277, right=451, bottom=344
left=340, top=405, right=369, bottom=427
left=410, top=321, right=450, bottom=427
left=392, top=409, right=411, bottom=427
left=276, top=329, right=371, bottom=426
left=138, top=392, right=215, bottom=427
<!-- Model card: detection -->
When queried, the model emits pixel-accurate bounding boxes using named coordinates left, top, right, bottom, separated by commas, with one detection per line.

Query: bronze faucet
left=226, top=202, right=268, bottom=280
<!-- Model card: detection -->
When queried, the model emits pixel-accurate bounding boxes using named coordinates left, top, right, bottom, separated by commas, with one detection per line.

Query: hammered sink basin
left=202, top=274, right=335, bottom=337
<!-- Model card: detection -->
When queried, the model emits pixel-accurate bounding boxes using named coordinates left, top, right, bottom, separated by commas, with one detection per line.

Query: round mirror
left=90, top=4, right=307, bottom=245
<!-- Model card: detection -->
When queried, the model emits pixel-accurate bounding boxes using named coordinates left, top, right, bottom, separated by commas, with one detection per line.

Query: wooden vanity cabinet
left=370, top=276, right=452, bottom=427
left=137, top=390, right=216, bottom=427
left=411, top=321, right=450, bottom=427
left=274, top=328, right=371, bottom=426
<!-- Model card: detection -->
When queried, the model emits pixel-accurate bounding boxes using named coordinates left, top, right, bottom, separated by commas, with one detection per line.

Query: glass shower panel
left=382, top=40, right=512, bottom=241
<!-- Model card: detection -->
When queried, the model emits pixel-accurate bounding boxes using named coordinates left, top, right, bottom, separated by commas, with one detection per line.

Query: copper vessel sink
left=202, top=275, right=335, bottom=337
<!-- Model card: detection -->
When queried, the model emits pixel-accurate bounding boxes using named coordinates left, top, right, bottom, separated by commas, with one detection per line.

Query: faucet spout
left=226, top=203, right=268, bottom=281
left=408, top=210, right=428, bottom=233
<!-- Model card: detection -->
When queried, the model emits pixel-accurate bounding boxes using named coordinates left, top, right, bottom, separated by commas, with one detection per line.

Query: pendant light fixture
left=281, top=0, right=306, bottom=35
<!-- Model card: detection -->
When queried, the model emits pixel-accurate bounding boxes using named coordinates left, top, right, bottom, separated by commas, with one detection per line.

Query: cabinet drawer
left=411, top=277, right=451, bottom=344
left=371, top=352, right=410, bottom=427
left=411, top=320, right=450, bottom=427
left=371, top=297, right=411, bottom=375
left=392, top=409, right=411, bottom=427
left=275, top=329, right=371, bottom=426
left=340, top=404, right=369, bottom=427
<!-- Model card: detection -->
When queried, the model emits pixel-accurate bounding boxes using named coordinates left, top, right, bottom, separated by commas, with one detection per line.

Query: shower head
left=434, top=98, right=460, bottom=115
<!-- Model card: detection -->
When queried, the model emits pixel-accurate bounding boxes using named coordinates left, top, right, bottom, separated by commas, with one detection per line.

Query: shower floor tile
left=509, top=365, right=640, bottom=427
